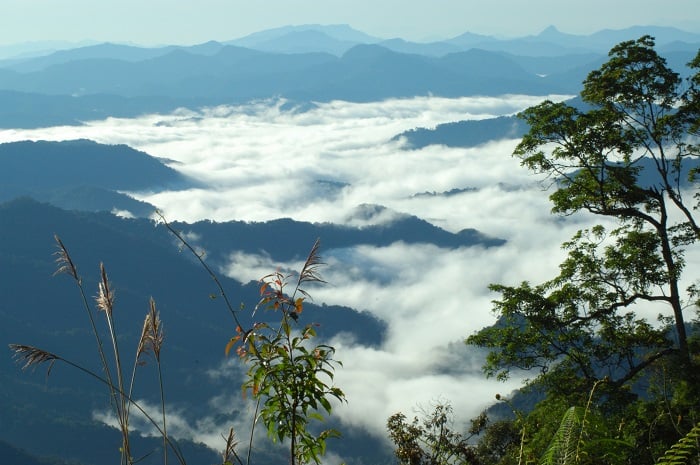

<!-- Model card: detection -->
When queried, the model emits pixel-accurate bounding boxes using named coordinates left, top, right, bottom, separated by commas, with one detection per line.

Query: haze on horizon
left=1, top=0, right=699, bottom=46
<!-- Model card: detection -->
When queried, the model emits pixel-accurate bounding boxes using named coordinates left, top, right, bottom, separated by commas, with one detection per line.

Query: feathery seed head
left=96, top=263, right=115, bottom=316
left=137, top=298, right=164, bottom=362
left=52, top=235, right=79, bottom=283
left=9, top=344, right=58, bottom=373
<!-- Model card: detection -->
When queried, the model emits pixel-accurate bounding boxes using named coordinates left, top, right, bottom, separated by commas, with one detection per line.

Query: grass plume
left=52, top=234, right=79, bottom=283
left=8, top=343, right=188, bottom=465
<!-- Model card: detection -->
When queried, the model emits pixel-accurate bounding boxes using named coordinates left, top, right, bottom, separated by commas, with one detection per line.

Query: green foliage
left=473, top=418, right=521, bottom=465
left=655, top=421, right=700, bottom=465
left=468, top=35, right=700, bottom=465
left=538, top=406, right=584, bottom=465
left=161, top=219, right=346, bottom=465
left=227, top=241, right=346, bottom=465
left=386, top=402, right=481, bottom=465
left=469, top=34, right=699, bottom=392
left=467, top=225, right=673, bottom=395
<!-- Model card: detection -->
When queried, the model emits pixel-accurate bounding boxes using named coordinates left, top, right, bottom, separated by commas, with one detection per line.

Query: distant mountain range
left=0, top=186, right=501, bottom=464
left=0, top=139, right=191, bottom=215
left=0, top=24, right=697, bottom=128
left=1, top=24, right=699, bottom=465
left=0, top=135, right=504, bottom=465
left=0, top=196, right=401, bottom=464
left=3, top=24, right=698, bottom=61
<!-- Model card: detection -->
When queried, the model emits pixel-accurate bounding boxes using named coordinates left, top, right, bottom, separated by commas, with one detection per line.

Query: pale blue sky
left=2, top=0, right=699, bottom=45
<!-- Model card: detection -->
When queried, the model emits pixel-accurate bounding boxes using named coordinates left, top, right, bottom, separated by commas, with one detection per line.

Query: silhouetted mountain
left=0, top=197, right=390, bottom=464
left=0, top=41, right=230, bottom=73
left=5, top=185, right=156, bottom=217
left=397, top=115, right=529, bottom=149
left=0, top=139, right=193, bottom=216
left=0, top=40, right=98, bottom=61
left=0, top=139, right=191, bottom=190
left=3, top=43, right=174, bottom=73
left=0, top=89, right=194, bottom=128
left=2, top=26, right=694, bottom=128
left=587, top=26, right=700, bottom=51
left=378, top=38, right=462, bottom=56
left=0, top=440, right=74, bottom=465
left=295, top=44, right=560, bottom=102
left=498, top=51, right=602, bottom=77
left=445, top=25, right=700, bottom=56
left=228, top=24, right=380, bottom=51
left=443, top=31, right=498, bottom=49
left=172, top=205, right=505, bottom=267
left=237, top=29, right=360, bottom=55
left=234, top=23, right=700, bottom=58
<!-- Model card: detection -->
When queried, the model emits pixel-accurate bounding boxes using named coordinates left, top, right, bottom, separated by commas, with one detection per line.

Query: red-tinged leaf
left=259, top=282, right=268, bottom=296
left=224, top=336, right=240, bottom=357
left=295, top=297, right=304, bottom=314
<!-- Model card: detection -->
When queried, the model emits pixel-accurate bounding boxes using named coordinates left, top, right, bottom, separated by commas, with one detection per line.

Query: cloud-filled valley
left=3, top=92, right=688, bottom=460
left=0, top=95, right=569, bottom=225
left=0, top=94, right=604, bottom=445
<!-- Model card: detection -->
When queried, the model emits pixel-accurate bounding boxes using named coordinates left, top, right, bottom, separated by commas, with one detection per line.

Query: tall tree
left=467, top=36, right=700, bottom=397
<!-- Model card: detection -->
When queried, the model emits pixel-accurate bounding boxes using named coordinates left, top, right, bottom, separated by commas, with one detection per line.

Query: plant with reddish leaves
left=225, top=240, right=345, bottom=465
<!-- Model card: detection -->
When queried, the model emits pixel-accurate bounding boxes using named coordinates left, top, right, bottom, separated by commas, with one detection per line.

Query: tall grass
left=11, top=235, right=184, bottom=465
left=9, top=227, right=345, bottom=465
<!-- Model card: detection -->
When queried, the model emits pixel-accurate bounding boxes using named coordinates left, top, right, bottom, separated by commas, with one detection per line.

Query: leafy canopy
left=467, top=35, right=700, bottom=465
left=468, top=36, right=700, bottom=390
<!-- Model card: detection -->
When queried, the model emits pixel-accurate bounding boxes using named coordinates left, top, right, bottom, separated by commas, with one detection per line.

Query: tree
left=387, top=402, right=484, bottom=465
left=467, top=36, right=700, bottom=462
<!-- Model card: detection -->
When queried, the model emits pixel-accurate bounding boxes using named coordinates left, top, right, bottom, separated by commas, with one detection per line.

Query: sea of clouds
left=6, top=94, right=693, bottom=460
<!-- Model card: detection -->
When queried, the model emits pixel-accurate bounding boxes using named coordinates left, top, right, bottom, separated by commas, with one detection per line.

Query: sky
left=5, top=94, right=694, bottom=459
left=1, top=0, right=699, bottom=46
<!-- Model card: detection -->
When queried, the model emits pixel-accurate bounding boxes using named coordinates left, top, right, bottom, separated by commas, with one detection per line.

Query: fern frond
left=539, top=406, right=584, bottom=465
left=656, top=421, right=700, bottom=465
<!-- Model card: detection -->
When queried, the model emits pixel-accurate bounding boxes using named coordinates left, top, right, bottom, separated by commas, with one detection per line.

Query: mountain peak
left=538, top=25, right=563, bottom=37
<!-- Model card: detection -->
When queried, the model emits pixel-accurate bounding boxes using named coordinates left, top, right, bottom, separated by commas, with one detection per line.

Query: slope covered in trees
left=464, top=36, right=700, bottom=465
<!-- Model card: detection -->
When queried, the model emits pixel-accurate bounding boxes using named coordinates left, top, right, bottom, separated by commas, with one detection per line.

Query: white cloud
left=92, top=398, right=260, bottom=454
left=111, top=208, right=135, bottom=219
left=0, top=94, right=571, bottom=227
left=7, top=93, right=667, bottom=454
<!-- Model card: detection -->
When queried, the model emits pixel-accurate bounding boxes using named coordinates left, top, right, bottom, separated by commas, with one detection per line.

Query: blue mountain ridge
left=0, top=133, right=505, bottom=463
left=0, top=197, right=393, bottom=464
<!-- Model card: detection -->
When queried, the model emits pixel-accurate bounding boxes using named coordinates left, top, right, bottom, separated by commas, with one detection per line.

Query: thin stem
left=53, top=236, right=121, bottom=427
left=247, top=397, right=263, bottom=465
left=156, top=212, right=244, bottom=330
left=157, top=360, right=168, bottom=465
left=9, top=345, right=188, bottom=465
